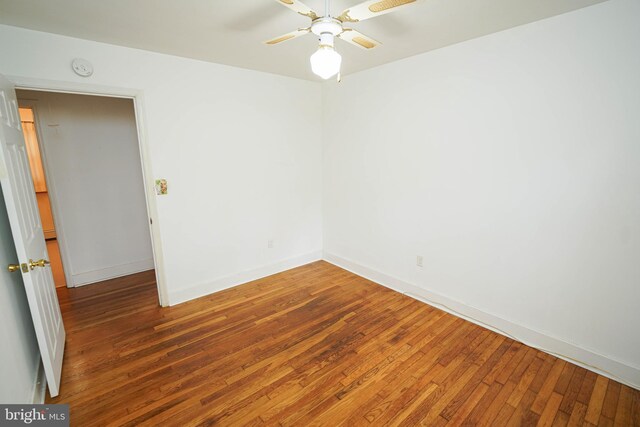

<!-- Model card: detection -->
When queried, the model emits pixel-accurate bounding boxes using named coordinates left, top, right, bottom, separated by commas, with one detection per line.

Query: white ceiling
left=0, top=0, right=606, bottom=81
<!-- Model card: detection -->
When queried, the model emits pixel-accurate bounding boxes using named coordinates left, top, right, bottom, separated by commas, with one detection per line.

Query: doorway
left=19, top=106, right=67, bottom=288
left=16, top=90, right=157, bottom=295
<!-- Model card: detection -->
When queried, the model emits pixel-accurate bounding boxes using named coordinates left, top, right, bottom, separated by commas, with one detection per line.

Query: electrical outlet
left=416, top=255, right=423, bottom=268
left=268, top=239, right=274, bottom=249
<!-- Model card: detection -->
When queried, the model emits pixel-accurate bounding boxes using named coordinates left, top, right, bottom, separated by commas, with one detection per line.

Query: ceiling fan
left=265, top=0, right=420, bottom=79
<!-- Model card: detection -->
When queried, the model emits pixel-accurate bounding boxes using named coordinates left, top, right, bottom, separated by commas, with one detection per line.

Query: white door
left=0, top=74, right=65, bottom=397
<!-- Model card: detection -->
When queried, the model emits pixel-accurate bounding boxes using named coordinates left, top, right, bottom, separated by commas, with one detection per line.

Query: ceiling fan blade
left=272, top=0, right=320, bottom=20
left=338, top=29, right=381, bottom=50
left=264, top=28, right=310, bottom=45
left=336, top=0, right=420, bottom=23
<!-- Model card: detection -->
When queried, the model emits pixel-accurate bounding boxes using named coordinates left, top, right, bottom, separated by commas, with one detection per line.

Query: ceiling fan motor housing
left=311, top=17, right=343, bottom=46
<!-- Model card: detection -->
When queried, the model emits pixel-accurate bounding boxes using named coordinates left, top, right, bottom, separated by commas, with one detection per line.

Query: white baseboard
left=72, top=258, right=155, bottom=287
left=323, top=252, right=640, bottom=391
left=31, top=361, right=46, bottom=404
left=168, top=251, right=323, bottom=306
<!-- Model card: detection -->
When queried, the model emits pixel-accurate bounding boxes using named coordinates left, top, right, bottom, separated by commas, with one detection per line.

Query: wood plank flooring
left=48, top=261, right=640, bottom=426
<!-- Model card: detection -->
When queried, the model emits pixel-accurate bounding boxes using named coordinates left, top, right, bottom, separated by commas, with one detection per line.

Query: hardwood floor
left=49, top=262, right=640, bottom=426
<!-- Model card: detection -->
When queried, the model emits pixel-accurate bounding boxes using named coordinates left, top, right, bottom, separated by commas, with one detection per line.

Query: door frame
left=8, top=76, right=169, bottom=307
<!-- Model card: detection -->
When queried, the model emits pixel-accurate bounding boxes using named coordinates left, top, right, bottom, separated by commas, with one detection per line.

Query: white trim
left=168, top=251, right=323, bottom=306
left=72, top=259, right=155, bottom=287
left=31, top=361, right=46, bottom=404
left=8, top=76, right=142, bottom=99
left=8, top=75, right=169, bottom=306
left=131, top=92, right=169, bottom=306
left=323, top=252, right=640, bottom=391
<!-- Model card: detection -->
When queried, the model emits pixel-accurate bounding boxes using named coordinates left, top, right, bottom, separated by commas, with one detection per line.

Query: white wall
left=0, top=185, right=41, bottom=403
left=2, top=0, right=638, bottom=390
left=323, top=0, right=640, bottom=388
left=17, top=90, right=154, bottom=286
left=0, top=25, right=323, bottom=304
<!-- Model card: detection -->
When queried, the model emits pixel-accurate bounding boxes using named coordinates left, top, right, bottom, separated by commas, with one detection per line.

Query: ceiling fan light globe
left=310, top=47, right=342, bottom=79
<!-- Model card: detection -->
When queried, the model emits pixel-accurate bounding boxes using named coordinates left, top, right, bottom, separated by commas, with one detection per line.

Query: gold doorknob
left=7, top=264, right=21, bottom=273
left=29, top=259, right=50, bottom=270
